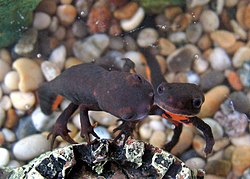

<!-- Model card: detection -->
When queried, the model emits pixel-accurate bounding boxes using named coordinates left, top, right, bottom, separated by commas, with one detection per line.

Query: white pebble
left=230, top=20, right=247, bottom=40
left=49, top=45, right=66, bottom=70
left=41, top=61, right=61, bottom=81
left=93, top=126, right=111, bottom=140
left=0, top=60, right=11, bottom=81
left=137, top=28, right=159, bottom=47
left=203, top=118, right=224, bottom=140
left=10, top=91, right=36, bottom=111
left=209, top=48, right=231, bottom=71
left=2, top=128, right=16, bottom=142
left=185, top=157, right=206, bottom=169
left=232, top=47, right=250, bottom=68
left=72, top=113, right=81, bottom=129
left=120, top=7, right=145, bottom=32
left=49, top=16, right=59, bottom=32
left=193, top=57, right=209, bottom=74
left=0, top=95, right=12, bottom=111
left=225, top=0, right=239, bottom=7
left=89, top=111, right=118, bottom=126
left=230, top=134, right=250, bottom=147
left=186, top=0, right=210, bottom=8
left=33, top=12, right=51, bottom=30
left=0, top=107, right=5, bottom=128
left=139, top=122, right=153, bottom=140
left=13, top=134, right=50, bottom=161
left=168, top=32, right=187, bottom=44
left=60, top=99, right=71, bottom=111
left=216, top=0, right=224, bottom=14
left=4, top=71, right=20, bottom=91
left=8, top=160, right=21, bottom=168
left=0, top=147, right=10, bottom=167
left=200, top=10, right=219, bottom=32
left=149, top=120, right=165, bottom=131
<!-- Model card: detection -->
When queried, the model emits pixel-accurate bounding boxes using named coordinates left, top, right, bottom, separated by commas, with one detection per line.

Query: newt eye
left=157, top=85, right=165, bottom=95
left=193, top=98, right=203, bottom=109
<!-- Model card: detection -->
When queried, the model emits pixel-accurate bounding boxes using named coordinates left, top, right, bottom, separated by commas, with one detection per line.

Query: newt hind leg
left=47, top=102, right=78, bottom=149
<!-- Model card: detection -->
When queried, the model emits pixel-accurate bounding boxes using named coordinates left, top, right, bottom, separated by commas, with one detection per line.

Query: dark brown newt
left=141, top=47, right=214, bottom=155
left=38, top=63, right=154, bottom=148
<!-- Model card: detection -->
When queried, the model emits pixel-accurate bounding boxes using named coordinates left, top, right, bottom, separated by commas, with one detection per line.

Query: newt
left=141, top=47, right=214, bottom=155
left=38, top=62, right=154, bottom=148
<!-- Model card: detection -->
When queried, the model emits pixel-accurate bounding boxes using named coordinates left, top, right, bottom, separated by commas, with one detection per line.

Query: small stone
left=149, top=120, right=165, bottom=131
left=232, top=146, right=250, bottom=176
left=72, top=21, right=88, bottom=38
left=158, top=38, right=176, bottom=56
left=57, top=4, right=77, bottom=26
left=244, top=4, right=250, bottom=29
left=48, top=45, right=66, bottom=70
left=109, top=37, right=124, bottom=50
left=0, top=96, right=12, bottom=111
left=186, top=0, right=210, bottom=8
left=0, top=60, right=11, bottom=81
left=0, top=132, right=4, bottom=145
left=0, top=86, right=2, bottom=99
left=65, top=57, right=82, bottom=69
left=200, top=70, right=225, bottom=91
left=49, top=16, right=59, bottom=33
left=207, top=150, right=224, bottom=162
left=228, top=91, right=250, bottom=114
left=200, top=10, right=219, bottom=32
left=149, top=131, right=166, bottom=148
left=186, top=23, right=202, bottom=43
left=0, top=147, right=10, bottom=167
left=185, top=157, right=206, bottom=169
left=238, top=62, right=250, bottom=87
left=230, top=20, right=247, bottom=40
left=210, top=30, right=236, bottom=49
left=53, top=26, right=66, bottom=41
left=202, top=118, right=224, bottom=140
left=232, top=47, right=250, bottom=68
left=172, top=13, right=192, bottom=32
left=198, top=85, right=230, bottom=118
left=168, top=32, right=187, bottom=45
left=223, top=145, right=235, bottom=161
left=114, top=2, right=138, bottom=20
left=192, top=135, right=206, bottom=156
left=205, top=160, right=231, bottom=177
left=13, top=58, right=44, bottom=92
left=187, top=71, right=200, bottom=84
left=192, top=57, right=209, bottom=74
left=225, top=0, right=239, bottom=7
left=0, top=48, right=12, bottom=64
left=2, top=128, right=16, bottom=142
left=120, top=7, right=145, bottom=32
left=89, top=111, right=118, bottom=126
left=33, top=12, right=51, bottom=30
left=209, top=48, right=231, bottom=71
left=225, top=70, right=243, bottom=91
left=0, top=107, right=5, bottom=128
left=4, top=71, right=19, bottom=91
left=137, top=28, right=159, bottom=47
left=139, top=122, right=153, bottom=140
left=73, top=34, right=110, bottom=63
left=60, top=0, right=72, bottom=4
left=213, top=137, right=230, bottom=152
left=93, top=126, right=111, bottom=140
left=41, top=61, right=61, bottom=81
left=72, top=113, right=81, bottom=129
left=13, top=134, right=50, bottom=161
left=8, top=160, right=21, bottom=169
left=36, top=0, right=57, bottom=15
left=4, top=108, right=18, bottom=129
left=230, top=134, right=250, bottom=147
left=10, top=91, right=36, bottom=111
left=197, top=34, right=212, bottom=50
left=109, top=19, right=122, bottom=36
left=15, top=116, right=38, bottom=140
left=242, top=168, right=250, bottom=179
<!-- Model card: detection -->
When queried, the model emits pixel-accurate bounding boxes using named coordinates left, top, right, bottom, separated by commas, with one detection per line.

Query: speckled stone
left=200, top=10, right=219, bottom=32
left=0, top=147, right=10, bottom=167
left=205, top=160, right=232, bottom=177
left=209, top=48, right=231, bottom=71
left=10, top=91, right=36, bottom=111
left=232, top=146, right=250, bottom=176
left=137, top=28, right=159, bottom=47
left=0, top=60, right=11, bottom=81
left=41, top=61, right=61, bottom=81
left=200, top=70, right=225, bottom=91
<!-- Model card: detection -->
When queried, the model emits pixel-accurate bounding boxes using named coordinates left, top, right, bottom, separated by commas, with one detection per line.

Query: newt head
left=96, top=73, right=154, bottom=121
left=155, top=82, right=204, bottom=116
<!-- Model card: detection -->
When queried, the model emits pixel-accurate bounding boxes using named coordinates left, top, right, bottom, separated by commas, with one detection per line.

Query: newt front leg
left=164, top=124, right=183, bottom=152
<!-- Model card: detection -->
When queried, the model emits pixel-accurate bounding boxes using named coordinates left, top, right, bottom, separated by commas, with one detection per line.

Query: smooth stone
left=8, top=160, right=21, bottom=169
left=36, top=0, right=57, bottom=15
left=120, top=7, right=145, bottom=31
left=200, top=70, right=225, bottom=91
left=49, top=16, right=59, bottom=32
left=109, top=37, right=124, bottom=51
left=72, top=113, right=81, bottom=129
left=139, top=122, right=153, bottom=140
left=33, top=12, right=51, bottom=30
left=0, top=147, right=10, bottom=167
left=57, top=4, right=77, bottom=26
left=180, top=149, right=200, bottom=161
left=200, top=10, right=219, bottom=32
left=232, top=146, right=250, bottom=176
left=41, top=61, right=61, bottom=81
left=225, top=0, right=239, bottom=7
left=15, top=116, right=38, bottom=140
left=10, top=91, right=36, bottom=111
left=149, top=120, right=165, bottom=131
left=168, top=32, right=187, bottom=45
left=13, top=58, right=44, bottom=92
left=207, top=150, right=224, bottom=162
left=198, top=85, right=230, bottom=118
left=89, top=111, right=118, bottom=127
left=2, top=128, right=16, bottom=142
left=158, top=38, right=176, bottom=56
left=232, top=47, right=250, bottom=68
left=223, top=145, right=235, bottom=161
left=49, top=45, right=66, bottom=70
left=238, top=62, right=250, bottom=87
left=0, top=60, right=11, bottom=81
left=205, top=160, right=232, bottom=177
left=192, top=135, right=206, bottom=156
left=73, top=34, right=110, bottom=63
left=186, top=23, right=203, bottom=43
left=0, top=95, right=12, bottom=111
left=230, top=134, right=250, bottom=147
left=230, top=20, right=247, bottom=40
left=192, top=57, right=209, bottom=74
left=0, top=86, right=2, bottom=99
left=186, top=71, right=200, bottom=84
left=65, top=57, right=82, bottom=69
left=0, top=107, right=5, bottom=128
left=209, top=48, right=231, bottom=71
left=124, top=35, right=137, bottom=51
left=72, top=21, right=88, bottom=38
left=149, top=131, right=166, bottom=148
left=187, top=0, right=210, bottom=8
left=13, top=134, right=51, bottom=161
left=185, top=157, right=206, bottom=169
left=0, top=49, right=12, bottom=64
left=137, top=28, right=159, bottom=47
left=213, top=137, right=230, bottom=152
left=114, top=2, right=138, bottom=20
left=210, top=30, right=236, bottom=49
left=228, top=91, right=250, bottom=114
left=202, top=118, right=224, bottom=140
left=4, top=71, right=19, bottom=91
left=5, top=108, right=19, bottom=129
left=93, top=126, right=111, bottom=140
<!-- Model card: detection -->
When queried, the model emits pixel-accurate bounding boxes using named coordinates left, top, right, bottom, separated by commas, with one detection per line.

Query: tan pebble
left=236, top=6, right=247, bottom=29
left=172, top=13, right=192, bottom=32
left=192, top=57, right=209, bottom=74
left=230, top=134, right=250, bottom=147
left=225, top=41, right=245, bottom=55
left=4, top=71, right=19, bottom=91
left=244, top=4, right=250, bottom=29
left=205, top=159, right=232, bottom=177
left=156, top=55, right=167, bottom=74
left=114, top=2, right=138, bottom=20
left=223, top=145, right=235, bottom=161
left=54, top=26, right=66, bottom=41
left=65, top=57, right=82, bottom=69
left=158, top=38, right=176, bottom=56
left=204, top=174, right=226, bottom=179
left=197, top=34, right=212, bottom=50
left=232, top=146, right=250, bottom=176
left=0, top=96, right=12, bottom=111
left=213, top=137, right=230, bottom=152
left=200, top=10, right=219, bottom=32
left=0, top=49, right=12, bottom=64
left=230, top=20, right=247, bottom=40
left=149, top=131, right=166, bottom=148
left=36, top=0, right=57, bottom=15
left=0, top=60, right=11, bottom=81
left=12, top=58, right=44, bottom=92
left=198, top=85, right=230, bottom=118
left=171, top=126, right=194, bottom=155
left=207, top=150, right=224, bottom=162
left=57, top=4, right=77, bottom=26
left=188, top=6, right=203, bottom=21
left=192, top=135, right=206, bottom=156
left=232, top=46, right=250, bottom=67
left=203, top=48, right=213, bottom=60
left=73, top=131, right=84, bottom=143
left=164, top=6, right=182, bottom=20
left=139, top=122, right=153, bottom=140
left=0, top=132, right=5, bottom=146
left=10, top=91, right=36, bottom=111
left=225, top=0, right=239, bottom=7
left=210, top=30, right=236, bottom=49
left=60, top=0, right=73, bottom=4
left=4, top=108, right=18, bottom=129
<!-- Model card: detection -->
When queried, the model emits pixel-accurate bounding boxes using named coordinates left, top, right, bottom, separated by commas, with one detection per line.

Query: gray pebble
left=49, top=45, right=66, bottom=70
left=33, top=12, right=51, bottom=30
left=228, top=91, right=250, bottom=114
left=238, top=61, right=250, bottom=87
left=200, top=10, right=219, bottom=32
left=168, top=32, right=187, bottom=45
left=109, top=36, right=124, bottom=51
left=72, top=20, right=88, bottom=38
left=200, top=70, right=225, bottom=91
left=186, top=23, right=203, bottom=43
left=0, top=147, right=10, bottom=167
left=185, top=157, right=206, bottom=169
left=209, top=48, right=231, bottom=71
left=124, top=35, right=138, bottom=51
left=15, top=116, right=38, bottom=140
left=203, top=118, right=224, bottom=140
left=137, top=28, right=159, bottom=47
left=2, top=128, right=16, bottom=142
left=48, top=16, right=59, bottom=33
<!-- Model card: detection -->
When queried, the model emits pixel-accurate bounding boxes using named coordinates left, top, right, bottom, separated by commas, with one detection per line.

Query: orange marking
left=162, top=112, right=191, bottom=126
left=145, top=65, right=152, bottom=82
left=52, top=95, right=63, bottom=111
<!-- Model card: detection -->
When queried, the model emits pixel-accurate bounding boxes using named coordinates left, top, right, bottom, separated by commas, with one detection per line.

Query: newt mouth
left=158, top=103, right=199, bottom=117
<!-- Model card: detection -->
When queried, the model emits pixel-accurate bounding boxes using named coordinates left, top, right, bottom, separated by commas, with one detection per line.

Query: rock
left=198, top=85, right=230, bottom=118
left=114, top=2, right=138, bottom=20
left=158, top=38, right=176, bottom=56
left=33, top=12, right=51, bottom=30
left=225, top=0, right=239, bottom=7
left=238, top=61, right=250, bottom=87
left=13, top=58, right=44, bottom=92
left=49, top=16, right=59, bottom=33
left=0, top=49, right=12, bottom=64
left=0, top=86, right=2, bottom=99
left=137, top=28, right=158, bottom=47
left=197, top=34, right=212, bottom=50
left=8, top=160, right=21, bottom=169
left=73, top=34, right=110, bottom=63
left=0, top=147, right=10, bottom=167
left=0, top=60, right=11, bottom=81
left=89, top=111, right=118, bottom=126
left=244, top=4, right=250, bottom=29
left=0, top=107, right=5, bottom=127
left=192, top=57, right=209, bottom=74
left=57, top=4, right=77, bottom=26
left=109, top=37, right=124, bottom=51
left=4, top=71, right=20, bottom=91
left=0, top=95, right=12, bottom=111
left=200, top=70, right=225, bottom=91
left=232, top=146, right=250, bottom=176
left=41, top=61, right=61, bottom=81
left=209, top=48, right=231, bottom=71
left=202, top=118, right=224, bottom=140
left=228, top=92, right=250, bottom=114
left=10, top=91, right=36, bottom=111
left=36, top=0, right=57, bottom=15
left=120, top=7, right=145, bottom=31
left=186, top=23, right=202, bottom=43
left=230, top=134, right=250, bottom=147
left=13, top=134, right=51, bottom=161
left=72, top=21, right=88, bottom=38
left=2, top=128, right=16, bottom=142
left=168, top=32, right=187, bottom=45
left=185, top=157, right=206, bottom=169
left=65, top=57, right=82, bottom=69
left=93, top=126, right=111, bottom=140
left=5, top=108, right=18, bottom=129
left=149, top=119, right=165, bottom=131
left=187, top=0, right=210, bottom=8
left=149, top=131, right=166, bottom=148
left=192, top=135, right=206, bottom=156
left=124, top=35, right=137, bottom=51
left=225, top=70, right=243, bottom=91
left=232, top=47, right=250, bottom=68
left=139, top=122, right=153, bottom=140
left=210, top=30, right=236, bottom=49
left=15, top=116, right=38, bottom=140
left=200, top=10, right=219, bottom=32
left=230, top=20, right=247, bottom=40
left=205, top=160, right=231, bottom=177
left=48, top=45, right=66, bottom=70
left=213, top=137, right=230, bottom=152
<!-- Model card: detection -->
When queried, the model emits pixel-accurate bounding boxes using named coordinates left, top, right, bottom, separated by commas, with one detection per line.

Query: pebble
left=149, top=131, right=166, bottom=148
left=244, top=4, right=250, bottom=29
left=238, top=61, right=250, bottom=87
left=73, top=34, right=110, bottom=63
left=166, top=45, right=200, bottom=72
left=229, top=91, right=250, bottom=114
left=65, top=57, right=82, bottom=69
left=33, top=12, right=51, bottom=30
left=0, top=49, right=11, bottom=64
left=5, top=108, right=18, bottom=129
left=149, top=120, right=165, bottom=131
left=0, top=95, right=12, bottom=111
left=186, top=71, right=200, bottom=84
left=93, top=126, right=111, bottom=140
left=210, top=30, right=236, bottom=49
left=205, top=160, right=232, bottom=177
left=36, top=0, right=57, bottom=15
left=120, top=7, right=145, bottom=31
left=223, top=145, right=235, bottom=161
left=137, top=28, right=159, bottom=47
left=225, top=0, right=239, bottom=7
left=198, top=85, right=230, bottom=118
left=185, top=157, right=206, bottom=169
left=57, top=4, right=77, bottom=26
left=232, top=146, right=250, bottom=176
left=41, top=61, right=61, bottom=81
left=0, top=107, right=5, bottom=127
left=197, top=34, right=212, bottom=50
left=48, top=45, right=66, bottom=70
left=200, top=70, right=225, bottom=91
left=232, top=47, right=250, bottom=68
left=200, top=10, right=219, bottom=32
left=180, top=149, right=200, bottom=161
left=230, top=20, right=247, bottom=40
left=230, top=134, right=250, bottom=147
left=225, top=70, right=243, bottom=91
left=0, top=147, right=10, bottom=167
left=139, top=122, right=153, bottom=140
left=8, top=160, right=21, bottom=169
left=0, top=86, right=2, bottom=99
left=15, top=116, right=38, bottom=140
left=202, top=118, right=224, bottom=140
left=168, top=32, right=187, bottom=45
left=158, top=38, right=176, bottom=56
left=124, top=35, right=137, bottom=51
left=209, top=48, right=231, bottom=71
left=72, top=113, right=81, bottom=129
left=213, top=137, right=230, bottom=152
left=13, top=134, right=51, bottom=161
left=2, top=128, right=16, bottom=142
left=10, top=91, right=36, bottom=111
left=0, top=60, right=11, bottom=81
left=192, top=57, right=209, bottom=74
left=187, top=0, right=210, bottom=8
left=4, top=71, right=19, bottom=91
left=53, top=26, right=66, bottom=41
left=13, top=58, right=44, bottom=92
left=72, top=21, right=88, bottom=38
left=109, top=37, right=124, bottom=50
left=207, top=150, right=224, bottom=162
left=49, top=16, right=59, bottom=33
left=89, top=111, right=118, bottom=126
left=192, top=135, right=207, bottom=156
left=242, top=168, right=250, bottom=179
left=114, top=2, right=138, bottom=20
left=186, top=22, right=203, bottom=44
